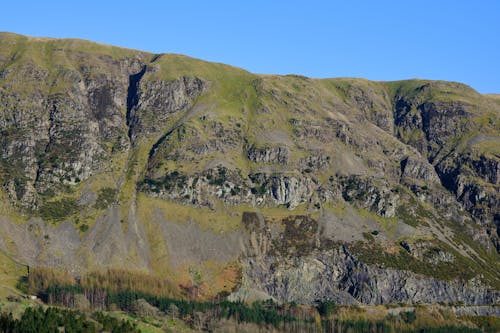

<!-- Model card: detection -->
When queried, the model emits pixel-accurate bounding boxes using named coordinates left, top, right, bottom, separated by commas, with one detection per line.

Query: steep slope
left=0, top=32, right=498, bottom=305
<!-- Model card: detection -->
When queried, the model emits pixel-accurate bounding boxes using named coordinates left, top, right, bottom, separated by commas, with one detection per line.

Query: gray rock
left=247, top=145, right=289, bottom=164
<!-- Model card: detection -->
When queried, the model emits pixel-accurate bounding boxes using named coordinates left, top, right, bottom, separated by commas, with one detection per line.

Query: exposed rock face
left=335, top=80, right=394, bottom=133
left=0, top=64, right=130, bottom=207
left=392, top=82, right=499, bottom=244
left=247, top=146, right=289, bottom=164
left=333, top=175, right=400, bottom=218
left=0, top=33, right=499, bottom=306
left=238, top=247, right=498, bottom=305
left=128, top=74, right=207, bottom=141
left=268, top=175, right=317, bottom=208
left=141, top=167, right=318, bottom=210
left=400, top=155, right=440, bottom=184
left=232, top=213, right=499, bottom=305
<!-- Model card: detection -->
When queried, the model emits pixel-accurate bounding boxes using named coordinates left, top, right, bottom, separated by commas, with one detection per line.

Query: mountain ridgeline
left=0, top=32, right=499, bottom=306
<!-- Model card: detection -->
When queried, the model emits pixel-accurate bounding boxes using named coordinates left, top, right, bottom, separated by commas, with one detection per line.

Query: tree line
left=0, top=306, right=139, bottom=333
left=24, top=267, right=489, bottom=333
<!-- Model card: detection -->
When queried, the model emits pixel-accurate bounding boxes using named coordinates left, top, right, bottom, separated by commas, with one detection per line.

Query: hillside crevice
left=126, top=65, right=147, bottom=144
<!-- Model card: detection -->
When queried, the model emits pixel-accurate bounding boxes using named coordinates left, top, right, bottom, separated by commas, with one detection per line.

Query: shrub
left=39, top=198, right=78, bottom=222
left=317, top=300, right=337, bottom=317
left=94, top=188, right=116, bottom=209
left=131, top=298, right=160, bottom=317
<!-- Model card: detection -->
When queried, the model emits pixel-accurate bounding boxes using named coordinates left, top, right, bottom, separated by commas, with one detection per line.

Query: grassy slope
left=0, top=251, right=26, bottom=298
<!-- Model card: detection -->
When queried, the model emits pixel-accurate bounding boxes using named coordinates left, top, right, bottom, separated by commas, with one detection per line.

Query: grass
left=357, top=208, right=400, bottom=238
left=0, top=190, right=25, bottom=226
left=109, top=312, right=197, bottom=333
left=0, top=251, right=27, bottom=298
left=395, top=190, right=434, bottom=228
left=0, top=32, right=149, bottom=68
left=147, top=53, right=258, bottom=139
left=94, top=312, right=157, bottom=333
left=38, top=197, right=78, bottom=222
left=469, top=140, right=500, bottom=157
left=384, top=79, right=481, bottom=105
left=95, top=187, right=116, bottom=209
left=447, top=222, right=500, bottom=289
left=137, top=194, right=241, bottom=234
left=320, top=77, right=390, bottom=106
left=139, top=55, right=262, bottom=178
left=350, top=241, right=477, bottom=282
left=460, top=315, right=500, bottom=333
left=141, top=213, right=171, bottom=277
left=0, top=35, right=146, bottom=103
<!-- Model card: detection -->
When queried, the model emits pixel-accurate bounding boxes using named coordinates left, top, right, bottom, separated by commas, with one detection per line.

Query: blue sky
left=1, top=0, right=499, bottom=93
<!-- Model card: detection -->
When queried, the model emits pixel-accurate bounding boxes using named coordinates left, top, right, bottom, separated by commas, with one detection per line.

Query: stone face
left=401, top=155, right=440, bottom=183
left=231, top=216, right=500, bottom=305
left=0, top=60, right=130, bottom=207
left=128, top=75, right=207, bottom=141
left=247, top=145, right=289, bottom=164
left=236, top=247, right=499, bottom=305
left=0, top=34, right=499, bottom=306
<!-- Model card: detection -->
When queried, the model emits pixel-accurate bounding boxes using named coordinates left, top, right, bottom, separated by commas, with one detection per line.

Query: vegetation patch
left=15, top=265, right=496, bottom=333
left=140, top=170, right=188, bottom=193
left=206, top=167, right=227, bottom=186
left=137, top=194, right=241, bottom=233
left=39, top=197, right=78, bottom=222
left=0, top=306, right=140, bottom=333
left=271, top=215, right=318, bottom=256
left=350, top=242, right=475, bottom=281
left=94, top=187, right=116, bottom=209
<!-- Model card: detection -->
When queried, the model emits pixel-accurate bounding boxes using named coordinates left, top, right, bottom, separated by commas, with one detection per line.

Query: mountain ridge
left=3, top=31, right=494, bottom=92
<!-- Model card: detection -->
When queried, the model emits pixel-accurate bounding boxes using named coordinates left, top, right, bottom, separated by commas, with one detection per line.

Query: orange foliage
left=28, top=266, right=76, bottom=294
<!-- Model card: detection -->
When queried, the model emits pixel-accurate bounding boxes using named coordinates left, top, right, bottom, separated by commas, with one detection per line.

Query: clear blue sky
left=1, top=0, right=499, bottom=93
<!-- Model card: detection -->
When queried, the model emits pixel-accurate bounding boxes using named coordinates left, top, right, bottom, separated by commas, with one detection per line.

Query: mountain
left=0, top=32, right=498, bottom=306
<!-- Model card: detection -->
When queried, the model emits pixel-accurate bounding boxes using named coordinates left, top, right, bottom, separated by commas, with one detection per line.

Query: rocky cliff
left=0, top=32, right=498, bottom=305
